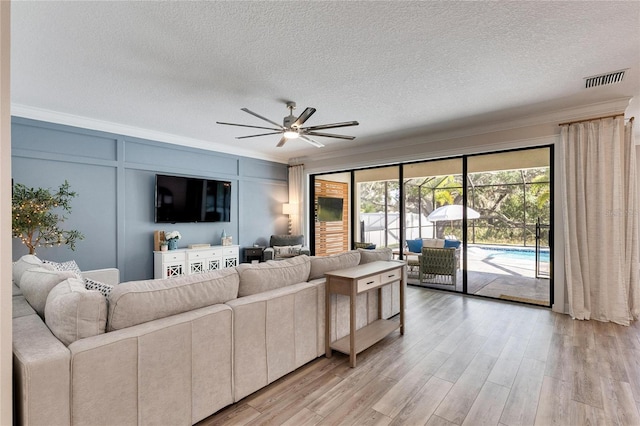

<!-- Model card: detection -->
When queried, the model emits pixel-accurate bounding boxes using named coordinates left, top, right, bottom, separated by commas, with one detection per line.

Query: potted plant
left=159, top=241, right=169, bottom=251
left=164, top=230, right=181, bottom=250
left=12, top=180, right=84, bottom=255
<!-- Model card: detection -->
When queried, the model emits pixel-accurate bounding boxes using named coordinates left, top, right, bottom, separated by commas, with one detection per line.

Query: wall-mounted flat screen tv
left=317, top=196, right=344, bottom=222
left=155, top=174, right=231, bottom=223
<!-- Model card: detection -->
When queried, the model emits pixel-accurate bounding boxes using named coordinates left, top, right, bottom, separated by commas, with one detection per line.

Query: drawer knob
left=366, top=280, right=375, bottom=285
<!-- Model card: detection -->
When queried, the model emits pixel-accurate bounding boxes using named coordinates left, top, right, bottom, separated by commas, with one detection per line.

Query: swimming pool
left=477, top=246, right=550, bottom=263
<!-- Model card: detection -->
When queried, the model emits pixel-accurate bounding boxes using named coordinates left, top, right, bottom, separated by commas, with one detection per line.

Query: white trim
left=10, top=104, right=288, bottom=164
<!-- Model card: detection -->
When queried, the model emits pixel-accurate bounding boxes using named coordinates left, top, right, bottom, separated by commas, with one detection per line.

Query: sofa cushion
left=270, top=234, right=305, bottom=247
left=358, top=247, right=393, bottom=264
left=20, top=267, right=78, bottom=318
left=107, top=268, right=239, bottom=331
left=237, top=255, right=311, bottom=297
left=444, top=239, right=461, bottom=249
left=422, top=238, right=445, bottom=248
left=406, top=239, right=423, bottom=253
left=309, top=251, right=361, bottom=280
left=45, top=276, right=108, bottom=346
left=12, top=254, right=50, bottom=287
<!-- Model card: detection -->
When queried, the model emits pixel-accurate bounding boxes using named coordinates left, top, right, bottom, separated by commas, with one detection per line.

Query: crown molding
left=10, top=104, right=289, bottom=164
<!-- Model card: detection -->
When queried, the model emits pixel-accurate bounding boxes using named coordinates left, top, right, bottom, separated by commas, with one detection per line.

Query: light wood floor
left=197, top=286, right=640, bottom=426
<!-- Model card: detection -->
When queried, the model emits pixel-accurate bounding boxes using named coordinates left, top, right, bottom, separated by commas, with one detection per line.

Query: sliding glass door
left=310, top=145, right=553, bottom=307
left=465, top=147, right=552, bottom=306
left=403, top=159, right=463, bottom=292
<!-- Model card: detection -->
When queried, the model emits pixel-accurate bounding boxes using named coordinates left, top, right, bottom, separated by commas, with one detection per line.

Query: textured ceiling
left=10, top=1, right=640, bottom=164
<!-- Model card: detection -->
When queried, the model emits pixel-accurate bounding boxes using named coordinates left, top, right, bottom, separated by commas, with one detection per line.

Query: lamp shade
left=282, top=203, right=293, bottom=215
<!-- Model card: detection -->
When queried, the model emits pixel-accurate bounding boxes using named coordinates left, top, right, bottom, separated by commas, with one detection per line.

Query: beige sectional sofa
left=12, top=248, right=403, bottom=426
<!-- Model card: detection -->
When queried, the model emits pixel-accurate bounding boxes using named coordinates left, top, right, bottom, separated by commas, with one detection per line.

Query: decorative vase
left=168, top=239, right=178, bottom=250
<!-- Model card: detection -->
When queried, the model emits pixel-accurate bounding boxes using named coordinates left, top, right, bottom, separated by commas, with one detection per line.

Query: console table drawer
left=380, top=269, right=401, bottom=285
left=223, top=247, right=238, bottom=256
left=187, top=249, right=216, bottom=260
left=163, top=252, right=185, bottom=262
left=357, top=275, right=381, bottom=293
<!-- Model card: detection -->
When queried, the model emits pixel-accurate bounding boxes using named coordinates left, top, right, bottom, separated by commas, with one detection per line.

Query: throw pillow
left=44, top=259, right=82, bottom=275
left=444, top=239, right=461, bottom=249
left=45, top=276, right=107, bottom=346
left=406, top=239, right=423, bottom=253
left=273, top=244, right=303, bottom=258
left=84, top=277, right=114, bottom=298
left=20, top=267, right=78, bottom=318
left=12, top=254, right=49, bottom=287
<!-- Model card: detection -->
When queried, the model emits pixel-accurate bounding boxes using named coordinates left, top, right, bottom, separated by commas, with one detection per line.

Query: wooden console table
left=325, top=260, right=405, bottom=367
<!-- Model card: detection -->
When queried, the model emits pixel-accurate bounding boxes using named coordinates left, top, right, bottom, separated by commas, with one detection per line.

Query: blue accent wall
left=11, top=117, right=288, bottom=281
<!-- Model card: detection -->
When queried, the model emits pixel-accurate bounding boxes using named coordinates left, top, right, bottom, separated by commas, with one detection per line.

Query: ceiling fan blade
left=216, top=121, right=282, bottom=132
left=302, top=121, right=359, bottom=131
left=305, top=131, right=355, bottom=140
left=300, top=135, right=325, bottom=148
left=293, top=107, right=316, bottom=128
left=276, top=136, right=287, bottom=148
left=236, top=131, right=283, bottom=139
left=241, top=108, right=284, bottom=129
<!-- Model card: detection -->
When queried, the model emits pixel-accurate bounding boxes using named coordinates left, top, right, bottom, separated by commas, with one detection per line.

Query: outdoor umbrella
left=427, top=205, right=480, bottom=222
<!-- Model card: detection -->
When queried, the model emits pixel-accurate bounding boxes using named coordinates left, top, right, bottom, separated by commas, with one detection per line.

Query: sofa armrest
left=13, top=314, right=71, bottom=426
left=263, top=247, right=274, bottom=261
left=82, top=268, right=120, bottom=286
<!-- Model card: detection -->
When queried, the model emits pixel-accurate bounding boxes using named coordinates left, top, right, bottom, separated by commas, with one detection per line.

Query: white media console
left=153, top=245, right=240, bottom=279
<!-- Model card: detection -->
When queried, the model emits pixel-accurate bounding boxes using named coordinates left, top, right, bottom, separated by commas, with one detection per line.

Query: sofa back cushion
left=237, top=255, right=311, bottom=297
left=12, top=255, right=50, bottom=287
left=20, top=267, right=78, bottom=318
left=45, top=276, right=108, bottom=346
left=107, top=268, right=239, bottom=331
left=358, top=247, right=393, bottom=264
left=270, top=234, right=304, bottom=247
left=309, top=251, right=361, bottom=280
left=422, top=238, right=445, bottom=248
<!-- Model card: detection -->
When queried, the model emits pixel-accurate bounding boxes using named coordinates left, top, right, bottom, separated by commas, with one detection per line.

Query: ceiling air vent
left=584, top=69, right=626, bottom=88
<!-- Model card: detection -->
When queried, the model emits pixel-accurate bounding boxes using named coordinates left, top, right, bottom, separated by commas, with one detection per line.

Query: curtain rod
left=558, top=113, right=626, bottom=127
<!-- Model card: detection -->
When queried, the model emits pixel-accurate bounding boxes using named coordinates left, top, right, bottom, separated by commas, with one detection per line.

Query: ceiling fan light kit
left=217, top=101, right=359, bottom=148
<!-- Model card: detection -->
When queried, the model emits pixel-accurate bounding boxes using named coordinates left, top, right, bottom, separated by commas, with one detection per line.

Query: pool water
left=478, top=246, right=550, bottom=263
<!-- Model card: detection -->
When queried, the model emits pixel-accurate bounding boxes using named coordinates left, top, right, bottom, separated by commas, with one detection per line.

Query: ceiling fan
left=216, top=101, right=359, bottom=148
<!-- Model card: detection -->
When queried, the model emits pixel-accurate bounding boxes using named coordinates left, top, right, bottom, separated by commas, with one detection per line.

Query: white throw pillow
left=12, top=254, right=48, bottom=287
left=273, top=244, right=302, bottom=257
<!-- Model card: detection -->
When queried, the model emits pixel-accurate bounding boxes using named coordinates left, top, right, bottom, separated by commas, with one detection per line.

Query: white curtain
left=562, top=116, right=639, bottom=325
left=288, top=164, right=305, bottom=235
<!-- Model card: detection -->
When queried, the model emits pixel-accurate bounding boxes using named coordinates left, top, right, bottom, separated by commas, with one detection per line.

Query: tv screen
left=317, top=196, right=344, bottom=222
left=155, top=174, right=231, bottom=223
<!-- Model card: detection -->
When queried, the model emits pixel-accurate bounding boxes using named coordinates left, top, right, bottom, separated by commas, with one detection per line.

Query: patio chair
left=418, top=247, right=458, bottom=286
